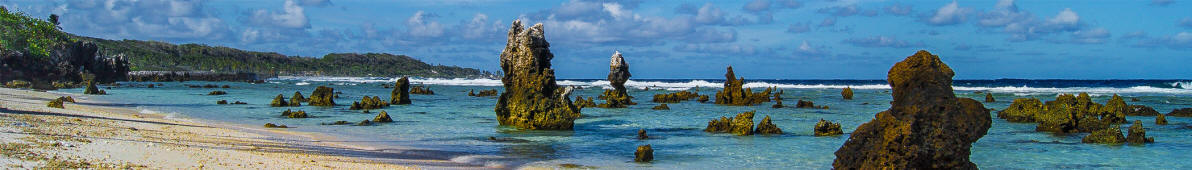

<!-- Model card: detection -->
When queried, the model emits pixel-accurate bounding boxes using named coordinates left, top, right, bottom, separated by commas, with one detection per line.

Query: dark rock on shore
left=985, top=93, right=995, bottom=102
left=83, top=80, right=106, bottom=95
left=469, top=89, right=498, bottom=97
left=47, top=98, right=65, bottom=109
left=713, top=67, right=772, bottom=106
left=833, top=50, right=991, bottom=169
left=635, top=145, right=653, bottom=162
left=1157, top=114, right=1168, bottom=125
left=492, top=20, right=581, bottom=130
left=754, top=115, right=782, bottom=135
left=795, top=100, right=827, bottom=109
left=651, top=104, right=670, bottom=110
left=652, top=91, right=700, bottom=103
left=374, top=111, right=393, bottom=123
left=704, top=111, right=755, bottom=135
left=1082, top=125, right=1125, bottom=144
left=410, top=85, right=435, bottom=95
left=814, top=119, right=843, bottom=136
left=308, top=86, right=335, bottom=106
left=1167, top=108, right=1192, bottom=117
left=598, top=51, right=634, bottom=108
left=841, top=87, right=853, bottom=100
left=574, top=96, right=597, bottom=108
left=270, top=94, right=289, bottom=107
left=391, top=77, right=412, bottom=105
left=207, top=91, right=227, bottom=95
left=2, top=41, right=130, bottom=89
left=1126, top=120, right=1154, bottom=144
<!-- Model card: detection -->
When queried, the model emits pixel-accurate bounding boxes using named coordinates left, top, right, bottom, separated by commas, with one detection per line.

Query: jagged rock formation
left=814, top=119, right=843, bottom=136
left=411, top=85, right=435, bottom=95
left=47, top=98, right=65, bottom=109
left=985, top=93, right=995, bottom=102
left=651, top=104, right=670, bottom=110
left=1156, top=114, right=1168, bottom=125
left=391, top=77, right=412, bottom=105
left=771, top=91, right=784, bottom=108
left=280, top=109, right=308, bottom=118
left=704, top=111, right=756, bottom=135
left=2, top=41, right=130, bottom=89
left=833, top=50, right=991, bottom=169
left=1126, top=120, right=1154, bottom=144
left=469, top=89, right=499, bottom=97
left=841, top=87, right=853, bottom=100
left=754, top=115, right=782, bottom=135
left=83, top=80, right=106, bottom=95
left=598, top=51, right=634, bottom=108
left=574, top=96, right=597, bottom=108
left=233, top=101, right=247, bottom=104
left=996, top=93, right=1131, bottom=133
left=1082, top=125, right=1125, bottom=144
left=308, top=86, right=335, bottom=106
left=1166, top=108, right=1192, bottom=117
left=652, top=91, right=700, bottom=103
left=290, top=91, right=307, bottom=106
left=374, top=111, right=393, bottom=123
left=492, top=20, right=581, bottom=130
left=713, top=67, right=772, bottom=106
left=635, top=145, right=653, bottom=162
left=270, top=94, right=289, bottom=107
left=1126, top=105, right=1160, bottom=116
left=796, top=100, right=827, bottom=109
left=350, top=96, right=389, bottom=110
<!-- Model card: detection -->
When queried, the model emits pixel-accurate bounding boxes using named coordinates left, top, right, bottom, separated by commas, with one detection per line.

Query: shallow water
left=61, top=78, right=1192, bottom=169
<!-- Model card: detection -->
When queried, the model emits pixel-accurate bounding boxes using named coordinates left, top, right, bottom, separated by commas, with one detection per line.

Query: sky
left=2, top=0, right=1190, bottom=79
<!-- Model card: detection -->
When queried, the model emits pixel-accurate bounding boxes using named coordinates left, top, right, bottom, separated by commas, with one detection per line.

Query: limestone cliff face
left=599, top=51, right=634, bottom=108
left=493, top=20, right=582, bottom=130
left=833, top=50, right=991, bottom=169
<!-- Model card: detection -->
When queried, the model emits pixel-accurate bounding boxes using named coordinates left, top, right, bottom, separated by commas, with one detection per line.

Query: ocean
left=58, top=77, right=1192, bottom=169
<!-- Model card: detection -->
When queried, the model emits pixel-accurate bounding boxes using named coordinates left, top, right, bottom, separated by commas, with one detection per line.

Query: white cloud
left=743, top=0, right=770, bottom=12
left=406, top=11, right=444, bottom=38
left=1067, top=28, right=1110, bottom=44
left=457, top=13, right=502, bottom=40
left=978, top=0, right=1030, bottom=27
left=1178, top=17, right=1192, bottom=28
left=247, top=0, right=310, bottom=29
left=54, top=0, right=231, bottom=40
left=925, top=0, right=969, bottom=25
left=694, top=3, right=725, bottom=24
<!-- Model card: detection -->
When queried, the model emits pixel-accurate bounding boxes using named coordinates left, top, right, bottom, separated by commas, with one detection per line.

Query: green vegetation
left=0, top=7, right=72, bottom=61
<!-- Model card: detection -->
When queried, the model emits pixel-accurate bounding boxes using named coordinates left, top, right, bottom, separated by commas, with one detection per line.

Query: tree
left=48, top=14, right=58, bottom=26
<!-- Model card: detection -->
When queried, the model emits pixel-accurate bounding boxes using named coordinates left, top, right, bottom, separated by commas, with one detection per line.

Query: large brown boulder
left=492, top=20, right=581, bottom=130
left=308, top=86, right=335, bottom=106
left=270, top=94, right=289, bottom=107
left=704, top=111, right=755, bottom=135
left=598, top=51, right=634, bottom=108
left=833, top=50, right=991, bottom=169
left=984, top=93, right=995, bottom=102
left=814, top=119, right=843, bottom=136
left=290, top=91, right=306, bottom=106
left=391, top=77, right=412, bottom=105
left=634, top=145, right=653, bottom=162
left=754, top=115, right=782, bottom=135
left=713, top=67, right=772, bottom=106
left=841, top=87, right=853, bottom=100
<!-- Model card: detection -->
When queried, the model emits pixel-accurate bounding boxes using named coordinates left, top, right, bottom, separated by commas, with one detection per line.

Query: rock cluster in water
left=841, top=87, right=853, bottom=100
left=713, top=67, right=772, bottom=106
left=704, top=111, right=783, bottom=135
left=795, top=100, right=827, bottom=109
left=1156, top=114, right=1168, bottom=125
left=280, top=109, right=308, bottom=118
left=833, top=50, right=991, bottom=169
left=350, top=96, right=389, bottom=110
left=1126, top=120, right=1154, bottom=144
left=573, top=96, right=597, bottom=108
left=264, top=123, right=288, bottom=128
left=598, top=51, right=634, bottom=108
left=998, top=94, right=1134, bottom=133
left=411, top=85, right=435, bottom=95
left=754, top=115, right=783, bottom=135
left=308, top=86, right=336, bottom=106
left=652, top=91, right=701, bottom=103
left=651, top=104, right=670, bottom=110
left=1167, top=108, right=1192, bottom=117
left=1082, top=125, right=1125, bottom=144
left=207, top=91, right=227, bottom=95
left=391, top=77, right=412, bottom=105
left=814, top=119, right=843, bottom=136
left=469, top=89, right=499, bottom=97
left=492, top=20, right=581, bottom=130
left=771, top=91, right=784, bottom=108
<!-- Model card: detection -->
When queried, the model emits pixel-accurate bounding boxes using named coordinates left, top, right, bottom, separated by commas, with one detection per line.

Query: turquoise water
left=60, top=78, right=1192, bottom=169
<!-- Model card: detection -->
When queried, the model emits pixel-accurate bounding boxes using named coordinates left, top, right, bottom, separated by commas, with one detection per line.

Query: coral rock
left=841, top=87, right=854, bottom=100
left=637, top=129, right=649, bottom=140
left=308, top=86, right=336, bottom=106
left=349, top=96, right=389, bottom=110
left=290, top=91, right=306, bottom=106
left=391, top=77, right=412, bottom=105
left=492, top=20, right=581, bottom=130
left=796, top=100, right=827, bottom=109
left=83, top=80, right=106, bottom=95
left=754, top=115, right=783, bottom=135
left=411, top=85, right=435, bottom=95
left=814, top=119, right=843, bottom=136
left=997, top=98, right=1043, bottom=122
left=1166, top=108, right=1192, bottom=117
left=1082, top=125, right=1125, bottom=144
left=598, top=51, right=634, bottom=108
left=1126, top=120, right=1154, bottom=144
left=280, top=109, right=308, bottom=118
left=374, top=111, right=393, bottom=123
left=704, top=111, right=755, bottom=135
left=985, top=93, right=995, bottom=102
left=469, top=89, right=499, bottom=97
left=216, top=100, right=228, bottom=104
left=573, top=96, right=597, bottom=108
left=833, top=50, right=991, bottom=169
left=634, top=145, right=653, bottom=162
left=264, top=123, right=288, bottom=128
left=713, top=67, right=772, bottom=106
left=270, top=94, right=289, bottom=107
left=207, top=91, right=227, bottom=95
left=651, top=104, right=670, bottom=110
left=1125, top=105, right=1160, bottom=116
left=1156, top=114, right=1168, bottom=125
left=652, top=91, right=700, bottom=103
left=697, top=95, right=709, bottom=103
left=47, top=98, right=65, bottom=109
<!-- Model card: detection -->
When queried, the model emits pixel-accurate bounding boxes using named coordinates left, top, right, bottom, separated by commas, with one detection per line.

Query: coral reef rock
left=713, top=67, right=772, bottom=106
left=391, top=77, right=412, bottom=105
left=411, top=85, right=435, bottom=95
left=1166, top=108, right=1192, bottom=117
left=308, top=86, right=336, bottom=106
left=814, top=119, right=843, bottom=136
left=637, top=129, right=649, bottom=140
left=83, top=80, right=106, bottom=95
left=270, top=94, right=290, bottom=107
left=795, top=100, right=827, bottom=109
left=350, top=96, right=389, bottom=110
left=1126, top=105, right=1160, bottom=116
left=704, top=111, right=756, bottom=135
left=469, top=89, right=499, bottom=97
left=754, top=115, right=783, bottom=135
left=996, top=93, right=1130, bottom=133
left=1126, top=120, right=1154, bottom=144
left=1156, top=114, right=1168, bottom=125
left=833, top=50, right=991, bottom=169
left=635, top=145, right=653, bottom=162
left=574, top=96, right=597, bottom=108
left=280, top=109, right=308, bottom=118
left=598, top=51, right=634, bottom=108
left=47, top=98, right=65, bottom=109
left=207, top=91, right=227, bottom=95
left=651, top=104, right=670, bottom=110
left=652, top=91, right=700, bottom=103
left=263, top=123, right=288, bottom=128
left=997, top=98, right=1043, bottom=122
left=985, top=93, right=995, bottom=102
left=374, top=111, right=393, bottom=123
left=492, top=20, right=581, bottom=130
left=841, top=87, right=854, bottom=100
left=1082, top=125, right=1125, bottom=144
left=290, top=91, right=307, bottom=105
left=217, top=100, right=228, bottom=104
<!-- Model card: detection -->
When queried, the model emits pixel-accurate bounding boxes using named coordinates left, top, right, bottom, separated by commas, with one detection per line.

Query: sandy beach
left=0, top=87, right=492, bottom=169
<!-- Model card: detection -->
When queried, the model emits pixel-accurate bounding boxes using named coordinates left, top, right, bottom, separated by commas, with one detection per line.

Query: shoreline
left=0, top=87, right=493, bottom=169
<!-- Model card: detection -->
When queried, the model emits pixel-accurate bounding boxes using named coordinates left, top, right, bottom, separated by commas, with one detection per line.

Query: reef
left=713, top=67, right=772, bottom=106
left=704, top=111, right=756, bottom=136
left=833, top=50, right=991, bottom=169
left=1126, top=120, right=1154, bottom=144
left=1156, top=114, right=1168, bottom=125
left=637, top=129, right=649, bottom=140
left=651, top=104, right=670, bottom=110
left=771, top=91, right=784, bottom=108
left=411, top=85, right=435, bottom=95
left=814, top=119, right=843, bottom=136
left=996, top=93, right=1131, bottom=133
left=308, top=86, right=336, bottom=106
left=985, top=93, right=995, bottom=102
left=795, top=100, right=828, bottom=109
left=469, top=89, right=499, bottom=97
left=280, top=109, right=308, bottom=118
left=349, top=96, right=389, bottom=110
left=1166, top=108, right=1192, bottom=117
left=573, top=96, right=597, bottom=108
left=270, top=94, right=290, bottom=107
left=290, top=91, right=307, bottom=106
left=207, top=91, right=227, bottom=95
left=651, top=91, right=701, bottom=103
left=263, top=123, right=288, bottom=128
left=492, top=20, right=581, bottom=130
left=217, top=100, right=228, bottom=104
left=1082, top=125, right=1125, bottom=144
left=83, top=80, right=106, bottom=95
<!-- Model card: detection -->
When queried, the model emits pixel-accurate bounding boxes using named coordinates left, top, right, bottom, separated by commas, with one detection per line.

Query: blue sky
left=3, top=0, right=1190, bottom=79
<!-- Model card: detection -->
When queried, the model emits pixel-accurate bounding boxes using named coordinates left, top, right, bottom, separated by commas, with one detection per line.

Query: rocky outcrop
left=492, top=20, right=581, bottom=130
left=1166, top=108, right=1192, bottom=117
left=833, top=50, right=991, bottom=169
left=713, top=67, right=772, bottom=106
left=290, top=91, right=307, bottom=105
left=635, top=145, right=653, bottom=162
left=469, top=89, right=498, bottom=97
left=411, top=86, right=435, bottom=95
left=83, top=80, right=106, bottom=95
left=795, top=100, right=827, bottom=109
left=652, top=91, right=700, bottom=103
left=704, top=111, right=755, bottom=135
left=651, top=104, right=670, bottom=110
left=771, top=91, right=784, bottom=108
left=217, top=100, right=228, bottom=104
left=637, top=129, right=649, bottom=139
left=308, top=86, right=335, bottom=106
left=997, top=98, right=1043, bottom=122
left=1157, top=114, right=1168, bottom=125
left=2, top=41, right=130, bottom=89
left=574, top=96, right=596, bottom=108
left=598, top=51, right=634, bottom=108
left=270, top=94, right=289, bottom=107
left=1126, top=120, right=1153, bottom=144
left=391, top=77, right=412, bottom=105
left=1082, top=125, right=1124, bottom=144
left=1126, top=105, right=1160, bottom=116
left=814, top=119, right=843, bottom=136
left=698, top=95, right=709, bottom=103
left=997, top=93, right=1131, bottom=133
left=841, top=87, right=853, bottom=100
left=280, top=109, right=308, bottom=118
left=985, top=93, right=995, bottom=102
left=374, top=111, right=393, bottom=123
left=57, top=96, right=75, bottom=103
left=263, top=123, right=288, bottom=128
left=47, top=97, right=65, bottom=109
left=349, top=96, right=389, bottom=110
left=754, top=115, right=782, bottom=135
left=207, top=91, right=227, bottom=95
left=356, top=120, right=373, bottom=126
